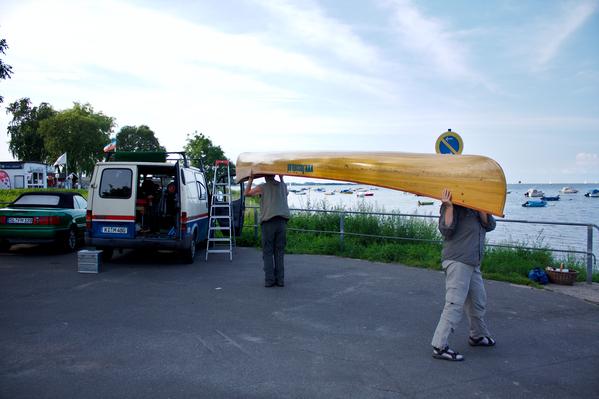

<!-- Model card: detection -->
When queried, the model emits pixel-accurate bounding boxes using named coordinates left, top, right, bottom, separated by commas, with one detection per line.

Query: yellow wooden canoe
left=235, top=152, right=507, bottom=217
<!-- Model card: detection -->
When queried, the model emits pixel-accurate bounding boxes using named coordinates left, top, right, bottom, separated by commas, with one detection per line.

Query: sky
left=0, top=0, right=598, bottom=184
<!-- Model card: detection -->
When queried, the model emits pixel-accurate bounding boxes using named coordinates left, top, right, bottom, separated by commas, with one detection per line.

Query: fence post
left=587, top=225, right=593, bottom=284
left=254, top=207, right=259, bottom=241
left=339, top=211, right=345, bottom=250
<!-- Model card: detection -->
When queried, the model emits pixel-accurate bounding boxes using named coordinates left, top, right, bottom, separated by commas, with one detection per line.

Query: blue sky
left=0, top=0, right=598, bottom=183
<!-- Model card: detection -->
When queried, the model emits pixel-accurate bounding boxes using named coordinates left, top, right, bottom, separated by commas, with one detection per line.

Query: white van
left=86, top=152, right=215, bottom=263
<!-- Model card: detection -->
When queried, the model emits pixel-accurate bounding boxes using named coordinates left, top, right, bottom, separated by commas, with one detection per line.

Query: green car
left=0, top=192, right=87, bottom=252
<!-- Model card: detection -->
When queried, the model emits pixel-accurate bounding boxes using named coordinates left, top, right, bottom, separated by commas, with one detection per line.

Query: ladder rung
left=209, top=238, right=231, bottom=242
left=209, top=226, right=231, bottom=230
left=209, top=215, right=231, bottom=219
left=206, top=249, right=233, bottom=253
left=215, top=183, right=229, bottom=186
left=211, top=204, right=230, bottom=208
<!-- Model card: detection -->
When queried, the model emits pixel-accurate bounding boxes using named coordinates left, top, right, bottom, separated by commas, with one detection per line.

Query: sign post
left=435, top=129, right=464, bottom=155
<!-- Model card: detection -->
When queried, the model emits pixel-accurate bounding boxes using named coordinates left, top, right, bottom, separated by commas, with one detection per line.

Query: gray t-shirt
left=259, top=180, right=290, bottom=223
left=439, top=204, right=496, bottom=267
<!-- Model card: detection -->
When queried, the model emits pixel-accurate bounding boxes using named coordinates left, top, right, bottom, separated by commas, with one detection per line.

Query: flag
left=53, top=152, right=67, bottom=166
left=103, top=138, right=116, bottom=153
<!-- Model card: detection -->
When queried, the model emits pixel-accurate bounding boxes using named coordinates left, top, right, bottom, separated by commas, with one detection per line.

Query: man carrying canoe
left=431, top=189, right=497, bottom=361
left=245, top=174, right=290, bottom=287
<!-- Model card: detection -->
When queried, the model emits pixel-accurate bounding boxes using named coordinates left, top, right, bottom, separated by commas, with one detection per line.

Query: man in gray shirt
left=431, top=189, right=497, bottom=361
left=245, top=174, right=290, bottom=287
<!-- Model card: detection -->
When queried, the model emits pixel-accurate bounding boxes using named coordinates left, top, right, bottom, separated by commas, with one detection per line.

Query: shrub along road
left=1, top=245, right=598, bottom=398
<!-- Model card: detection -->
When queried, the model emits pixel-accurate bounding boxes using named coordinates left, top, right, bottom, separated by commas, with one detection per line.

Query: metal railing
left=245, top=206, right=598, bottom=284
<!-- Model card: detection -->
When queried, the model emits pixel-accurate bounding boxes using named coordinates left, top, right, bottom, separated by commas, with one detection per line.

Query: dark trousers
left=261, top=217, right=287, bottom=284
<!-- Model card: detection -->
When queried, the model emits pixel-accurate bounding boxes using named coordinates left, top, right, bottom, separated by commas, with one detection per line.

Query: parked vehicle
left=524, top=188, right=544, bottom=197
left=85, top=152, right=244, bottom=263
left=560, top=187, right=578, bottom=194
left=584, top=189, right=599, bottom=198
left=522, top=200, right=547, bottom=207
left=0, top=191, right=87, bottom=251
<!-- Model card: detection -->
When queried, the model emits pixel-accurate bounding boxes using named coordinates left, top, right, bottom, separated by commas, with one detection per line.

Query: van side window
left=184, top=170, right=198, bottom=200
left=195, top=172, right=207, bottom=199
left=100, top=169, right=132, bottom=199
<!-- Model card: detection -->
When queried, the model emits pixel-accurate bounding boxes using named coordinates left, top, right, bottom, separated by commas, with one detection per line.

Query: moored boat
left=418, top=200, right=434, bottom=206
left=524, top=188, right=544, bottom=197
left=541, top=195, right=560, bottom=201
left=584, top=189, right=599, bottom=198
left=522, top=200, right=547, bottom=207
left=560, top=187, right=578, bottom=194
left=235, top=151, right=507, bottom=216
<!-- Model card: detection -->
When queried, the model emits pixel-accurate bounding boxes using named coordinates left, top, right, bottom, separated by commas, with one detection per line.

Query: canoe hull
left=235, top=152, right=506, bottom=217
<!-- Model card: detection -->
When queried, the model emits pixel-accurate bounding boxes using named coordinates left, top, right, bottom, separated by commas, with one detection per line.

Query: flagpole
left=65, top=153, right=68, bottom=189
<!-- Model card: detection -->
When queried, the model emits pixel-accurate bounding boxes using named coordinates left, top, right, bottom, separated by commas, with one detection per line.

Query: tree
left=39, top=103, right=114, bottom=175
left=6, top=98, right=56, bottom=161
left=184, top=131, right=233, bottom=184
left=116, top=125, right=165, bottom=152
left=0, top=36, right=14, bottom=103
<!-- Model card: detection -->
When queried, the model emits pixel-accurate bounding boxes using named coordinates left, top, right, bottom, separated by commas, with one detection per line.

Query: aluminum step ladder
left=206, top=160, right=234, bottom=261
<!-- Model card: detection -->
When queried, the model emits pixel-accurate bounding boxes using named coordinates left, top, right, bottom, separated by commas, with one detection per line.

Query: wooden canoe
left=235, top=152, right=507, bottom=217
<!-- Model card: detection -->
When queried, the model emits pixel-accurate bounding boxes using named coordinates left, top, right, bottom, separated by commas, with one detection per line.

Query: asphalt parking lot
left=1, top=245, right=598, bottom=399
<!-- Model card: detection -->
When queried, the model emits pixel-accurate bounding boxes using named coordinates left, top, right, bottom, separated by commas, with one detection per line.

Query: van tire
left=182, top=230, right=197, bottom=264
left=100, top=247, right=114, bottom=261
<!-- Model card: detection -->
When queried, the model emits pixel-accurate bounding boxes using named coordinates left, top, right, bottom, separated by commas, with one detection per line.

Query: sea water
left=286, top=183, right=599, bottom=265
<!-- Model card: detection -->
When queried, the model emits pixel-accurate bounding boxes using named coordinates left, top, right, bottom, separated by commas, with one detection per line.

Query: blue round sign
left=435, top=131, right=464, bottom=154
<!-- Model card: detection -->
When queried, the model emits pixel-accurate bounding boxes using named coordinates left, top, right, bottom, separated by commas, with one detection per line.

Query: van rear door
left=90, top=165, right=137, bottom=239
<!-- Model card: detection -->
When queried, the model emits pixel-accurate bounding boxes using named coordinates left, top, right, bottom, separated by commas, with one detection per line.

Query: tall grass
left=239, top=203, right=598, bottom=285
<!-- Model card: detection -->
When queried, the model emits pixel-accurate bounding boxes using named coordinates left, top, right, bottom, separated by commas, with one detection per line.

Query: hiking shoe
left=432, top=346, right=464, bottom=361
left=469, top=336, right=496, bottom=347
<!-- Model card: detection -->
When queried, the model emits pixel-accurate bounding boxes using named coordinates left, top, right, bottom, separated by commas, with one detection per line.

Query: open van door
left=89, top=165, right=137, bottom=240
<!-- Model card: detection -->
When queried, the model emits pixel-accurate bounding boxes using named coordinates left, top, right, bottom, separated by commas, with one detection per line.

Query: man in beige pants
left=431, top=189, right=497, bottom=361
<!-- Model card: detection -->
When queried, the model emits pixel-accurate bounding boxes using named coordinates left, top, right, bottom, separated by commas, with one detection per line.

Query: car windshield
left=13, top=195, right=61, bottom=207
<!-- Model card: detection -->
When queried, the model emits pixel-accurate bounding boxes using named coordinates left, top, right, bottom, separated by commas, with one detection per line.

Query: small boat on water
left=522, top=200, right=547, bottom=207
left=418, top=200, right=434, bottom=206
left=541, top=195, right=560, bottom=201
left=524, top=188, right=544, bottom=197
left=356, top=191, right=374, bottom=198
left=340, top=189, right=353, bottom=194
left=560, top=187, right=578, bottom=194
left=584, top=189, right=599, bottom=198
left=324, top=191, right=335, bottom=195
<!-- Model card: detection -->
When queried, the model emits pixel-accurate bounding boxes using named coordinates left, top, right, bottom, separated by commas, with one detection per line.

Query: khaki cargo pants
left=431, top=260, right=491, bottom=349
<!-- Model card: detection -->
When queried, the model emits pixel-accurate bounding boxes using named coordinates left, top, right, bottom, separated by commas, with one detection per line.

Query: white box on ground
left=78, top=249, right=102, bottom=273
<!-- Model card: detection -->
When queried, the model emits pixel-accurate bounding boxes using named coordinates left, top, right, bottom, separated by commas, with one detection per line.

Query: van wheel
left=182, top=231, right=197, bottom=264
left=100, top=247, right=114, bottom=262
left=62, top=227, right=78, bottom=252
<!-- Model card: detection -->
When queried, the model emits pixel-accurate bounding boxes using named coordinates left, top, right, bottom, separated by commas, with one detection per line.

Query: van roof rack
left=104, top=151, right=190, bottom=167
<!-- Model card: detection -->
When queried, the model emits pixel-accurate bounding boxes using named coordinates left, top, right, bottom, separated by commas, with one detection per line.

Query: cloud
left=534, top=1, right=598, bottom=68
left=383, top=0, right=482, bottom=82
left=251, top=0, right=384, bottom=72
left=575, top=152, right=599, bottom=167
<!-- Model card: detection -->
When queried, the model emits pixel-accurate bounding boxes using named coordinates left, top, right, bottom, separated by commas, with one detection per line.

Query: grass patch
left=239, top=204, right=598, bottom=285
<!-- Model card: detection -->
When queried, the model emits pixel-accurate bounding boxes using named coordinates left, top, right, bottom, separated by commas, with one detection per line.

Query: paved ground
left=1, top=244, right=598, bottom=399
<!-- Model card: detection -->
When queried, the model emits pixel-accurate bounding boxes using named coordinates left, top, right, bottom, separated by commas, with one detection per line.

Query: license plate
left=8, top=217, right=33, bottom=224
left=102, top=226, right=128, bottom=234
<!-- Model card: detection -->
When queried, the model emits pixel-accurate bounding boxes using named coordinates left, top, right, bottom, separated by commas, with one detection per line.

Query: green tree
left=115, top=125, right=165, bottom=152
left=39, top=103, right=114, bottom=175
left=1, top=36, right=14, bottom=103
left=184, top=131, right=233, bottom=184
left=6, top=98, right=56, bottom=161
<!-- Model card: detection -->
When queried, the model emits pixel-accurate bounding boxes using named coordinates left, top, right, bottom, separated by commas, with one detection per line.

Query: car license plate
left=8, top=217, right=33, bottom=224
left=102, top=226, right=128, bottom=234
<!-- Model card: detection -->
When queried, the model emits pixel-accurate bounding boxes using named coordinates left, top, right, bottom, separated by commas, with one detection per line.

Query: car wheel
left=0, top=239, right=11, bottom=252
left=63, top=227, right=78, bottom=252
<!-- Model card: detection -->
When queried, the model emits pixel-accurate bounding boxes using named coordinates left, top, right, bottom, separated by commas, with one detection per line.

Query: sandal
left=469, top=336, right=496, bottom=347
left=432, top=346, right=464, bottom=361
